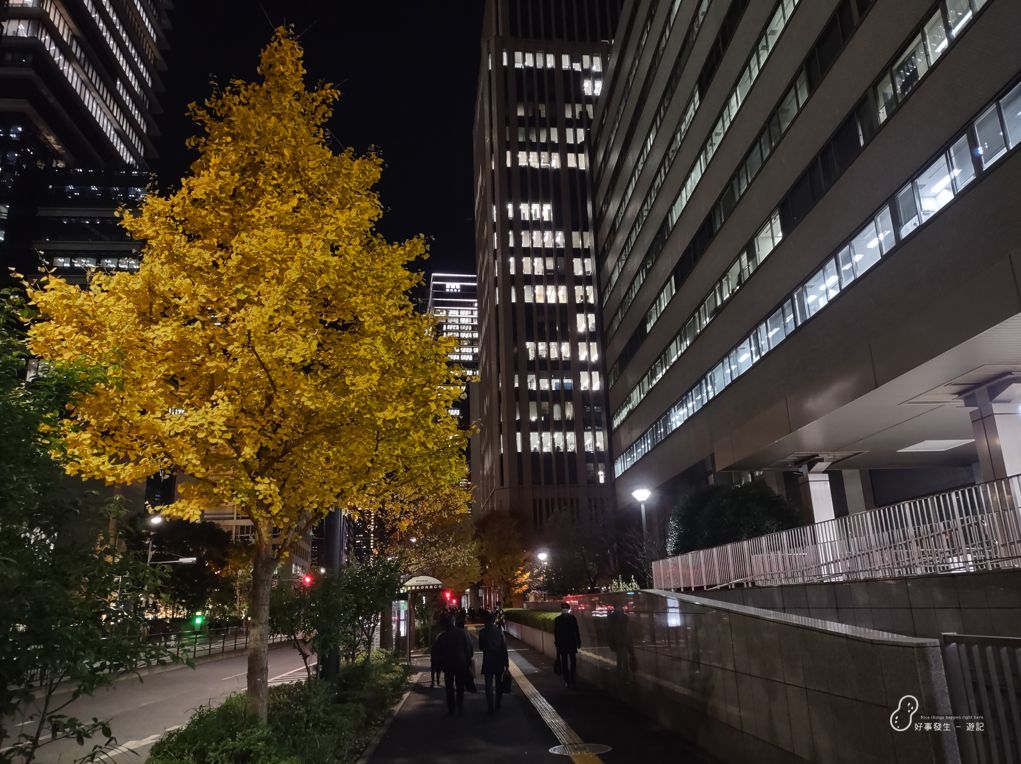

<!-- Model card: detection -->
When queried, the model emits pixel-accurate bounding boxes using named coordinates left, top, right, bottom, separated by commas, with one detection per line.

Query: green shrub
left=149, top=652, right=409, bottom=764
left=503, top=608, right=557, bottom=633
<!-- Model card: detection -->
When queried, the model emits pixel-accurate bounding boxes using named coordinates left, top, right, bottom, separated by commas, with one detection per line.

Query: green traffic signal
left=193, top=613, right=204, bottom=627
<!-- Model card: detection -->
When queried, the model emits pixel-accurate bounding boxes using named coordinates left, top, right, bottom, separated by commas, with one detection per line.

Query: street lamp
left=632, top=488, right=652, bottom=563
left=148, top=514, right=163, bottom=526
left=537, top=551, right=549, bottom=562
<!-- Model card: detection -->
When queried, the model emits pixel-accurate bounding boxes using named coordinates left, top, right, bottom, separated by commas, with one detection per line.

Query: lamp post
left=536, top=551, right=549, bottom=600
left=632, top=488, right=652, bottom=585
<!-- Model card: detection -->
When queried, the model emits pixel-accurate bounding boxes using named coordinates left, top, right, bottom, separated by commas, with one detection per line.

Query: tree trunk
left=246, top=545, right=275, bottom=721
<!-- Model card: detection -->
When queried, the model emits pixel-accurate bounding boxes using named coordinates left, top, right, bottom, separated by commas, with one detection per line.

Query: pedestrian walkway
left=367, top=631, right=709, bottom=763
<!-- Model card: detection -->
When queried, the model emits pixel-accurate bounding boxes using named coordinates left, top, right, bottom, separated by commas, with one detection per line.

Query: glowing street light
left=148, top=514, right=163, bottom=526
left=631, top=488, right=652, bottom=558
left=537, top=551, right=549, bottom=562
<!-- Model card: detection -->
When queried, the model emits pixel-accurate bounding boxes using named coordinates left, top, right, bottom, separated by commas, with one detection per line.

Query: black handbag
left=501, top=668, right=513, bottom=694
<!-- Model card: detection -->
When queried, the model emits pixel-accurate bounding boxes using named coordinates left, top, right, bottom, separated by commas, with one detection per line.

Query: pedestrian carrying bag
left=501, top=668, right=513, bottom=694
left=553, top=655, right=562, bottom=675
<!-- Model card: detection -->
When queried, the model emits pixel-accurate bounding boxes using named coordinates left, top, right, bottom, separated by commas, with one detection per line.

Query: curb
left=354, top=670, right=421, bottom=764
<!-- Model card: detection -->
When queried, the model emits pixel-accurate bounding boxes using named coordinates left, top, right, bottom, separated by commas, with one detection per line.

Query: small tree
left=477, top=511, right=530, bottom=604
left=26, top=29, right=466, bottom=720
left=0, top=292, right=177, bottom=763
left=667, top=481, right=801, bottom=555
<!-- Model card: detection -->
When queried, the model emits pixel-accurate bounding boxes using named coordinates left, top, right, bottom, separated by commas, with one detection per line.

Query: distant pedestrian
left=429, top=624, right=443, bottom=688
left=494, top=601, right=506, bottom=629
left=433, top=614, right=473, bottom=716
left=478, top=611, right=510, bottom=714
left=467, top=606, right=476, bottom=623
left=553, top=601, right=581, bottom=686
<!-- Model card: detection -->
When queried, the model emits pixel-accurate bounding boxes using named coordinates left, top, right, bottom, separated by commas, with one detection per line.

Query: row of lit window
left=515, top=127, right=587, bottom=146
left=52, top=255, right=140, bottom=270
left=500, top=231, right=594, bottom=252
left=92, top=0, right=151, bottom=86
left=514, top=103, right=594, bottom=121
left=600, top=0, right=709, bottom=245
left=609, top=0, right=989, bottom=425
left=525, top=341, right=600, bottom=362
left=505, top=150, right=589, bottom=170
left=514, top=285, right=595, bottom=305
left=612, top=213, right=781, bottom=427
left=508, top=255, right=595, bottom=277
left=504, top=50, right=602, bottom=73
left=520, top=371, right=602, bottom=392
left=604, top=0, right=801, bottom=305
left=516, top=429, right=606, bottom=455
left=1, top=19, right=137, bottom=161
left=616, top=77, right=1021, bottom=476
left=506, top=202, right=553, bottom=222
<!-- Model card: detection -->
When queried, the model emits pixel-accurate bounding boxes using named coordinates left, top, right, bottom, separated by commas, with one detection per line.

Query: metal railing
left=942, top=633, right=1021, bottom=764
left=652, top=475, right=1021, bottom=590
left=148, top=626, right=289, bottom=659
left=20, top=628, right=287, bottom=690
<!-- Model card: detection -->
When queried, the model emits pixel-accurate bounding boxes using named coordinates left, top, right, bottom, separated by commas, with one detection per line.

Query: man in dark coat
left=477, top=611, right=510, bottom=713
left=553, top=601, right=582, bottom=686
left=432, top=614, right=473, bottom=715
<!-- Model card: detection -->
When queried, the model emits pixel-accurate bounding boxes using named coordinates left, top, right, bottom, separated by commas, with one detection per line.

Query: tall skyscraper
left=593, top=0, right=1021, bottom=522
left=473, top=0, right=622, bottom=543
left=0, top=0, right=171, bottom=279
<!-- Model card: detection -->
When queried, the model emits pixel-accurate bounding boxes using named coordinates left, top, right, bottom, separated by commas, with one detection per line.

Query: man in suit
left=553, top=601, right=582, bottom=686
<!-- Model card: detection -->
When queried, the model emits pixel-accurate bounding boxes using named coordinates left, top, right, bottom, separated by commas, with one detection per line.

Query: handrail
left=654, top=474, right=1021, bottom=590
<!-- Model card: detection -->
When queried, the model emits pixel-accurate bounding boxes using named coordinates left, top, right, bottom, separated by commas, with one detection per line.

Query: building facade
left=0, top=0, right=171, bottom=279
left=473, top=0, right=622, bottom=543
left=593, top=0, right=1021, bottom=522
left=427, top=271, right=480, bottom=426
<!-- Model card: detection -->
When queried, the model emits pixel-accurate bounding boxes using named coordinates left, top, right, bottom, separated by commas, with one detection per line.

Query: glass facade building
left=594, top=0, right=1021, bottom=521
left=0, top=0, right=171, bottom=281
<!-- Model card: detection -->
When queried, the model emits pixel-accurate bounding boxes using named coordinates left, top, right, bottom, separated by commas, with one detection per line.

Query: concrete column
left=842, top=470, right=874, bottom=514
left=799, top=473, right=835, bottom=523
left=970, top=403, right=1021, bottom=481
left=761, top=470, right=787, bottom=500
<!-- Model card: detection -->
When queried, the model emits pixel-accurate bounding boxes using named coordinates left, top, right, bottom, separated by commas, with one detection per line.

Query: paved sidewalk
left=368, top=631, right=710, bottom=763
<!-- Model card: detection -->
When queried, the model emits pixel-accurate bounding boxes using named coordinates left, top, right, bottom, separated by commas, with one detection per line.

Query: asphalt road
left=6, top=645, right=308, bottom=763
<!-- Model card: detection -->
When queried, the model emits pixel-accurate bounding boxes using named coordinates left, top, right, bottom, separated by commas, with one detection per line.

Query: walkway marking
left=506, top=661, right=603, bottom=764
left=268, top=665, right=308, bottom=682
left=220, top=671, right=246, bottom=681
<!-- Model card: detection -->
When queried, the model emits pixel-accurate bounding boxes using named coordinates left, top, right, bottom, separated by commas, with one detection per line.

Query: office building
left=593, top=0, right=1021, bottom=522
left=427, top=271, right=479, bottom=426
left=473, top=0, right=622, bottom=541
left=0, top=0, right=171, bottom=279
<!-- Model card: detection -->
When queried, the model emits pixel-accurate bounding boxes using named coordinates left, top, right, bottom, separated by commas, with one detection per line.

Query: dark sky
left=152, top=3, right=485, bottom=280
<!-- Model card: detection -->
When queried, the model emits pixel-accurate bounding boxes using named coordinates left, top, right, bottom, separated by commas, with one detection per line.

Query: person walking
left=433, top=614, right=473, bottom=716
left=553, top=601, right=582, bottom=687
left=477, top=611, right=510, bottom=714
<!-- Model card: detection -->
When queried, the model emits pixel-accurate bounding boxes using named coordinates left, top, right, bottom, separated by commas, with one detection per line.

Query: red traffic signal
left=302, top=574, right=313, bottom=586
left=442, top=589, right=453, bottom=601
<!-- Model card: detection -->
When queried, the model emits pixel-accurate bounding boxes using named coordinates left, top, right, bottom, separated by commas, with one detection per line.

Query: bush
left=503, top=608, right=557, bottom=633
left=149, top=652, right=409, bottom=764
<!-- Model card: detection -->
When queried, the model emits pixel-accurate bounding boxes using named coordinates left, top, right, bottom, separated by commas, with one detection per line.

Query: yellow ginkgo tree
left=27, top=28, right=467, bottom=719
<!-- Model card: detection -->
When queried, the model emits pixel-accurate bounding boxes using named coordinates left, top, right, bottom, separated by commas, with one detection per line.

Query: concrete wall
left=698, top=569, right=1021, bottom=640
left=508, top=590, right=958, bottom=763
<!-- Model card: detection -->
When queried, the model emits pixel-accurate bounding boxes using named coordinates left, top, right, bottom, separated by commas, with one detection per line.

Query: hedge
left=148, top=651, right=408, bottom=764
left=503, top=608, right=557, bottom=633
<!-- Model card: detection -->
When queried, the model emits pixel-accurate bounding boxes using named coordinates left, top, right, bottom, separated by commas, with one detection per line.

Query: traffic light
left=302, top=574, right=313, bottom=587
left=192, top=613, right=204, bottom=628
left=442, top=589, right=453, bottom=602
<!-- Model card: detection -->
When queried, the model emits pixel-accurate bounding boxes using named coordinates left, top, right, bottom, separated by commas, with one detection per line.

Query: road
left=5, top=645, right=308, bottom=763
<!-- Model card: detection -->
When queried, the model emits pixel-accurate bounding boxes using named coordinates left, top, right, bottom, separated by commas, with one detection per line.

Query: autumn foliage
left=27, top=28, right=467, bottom=717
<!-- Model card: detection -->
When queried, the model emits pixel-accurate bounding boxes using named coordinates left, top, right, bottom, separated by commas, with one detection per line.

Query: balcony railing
left=652, top=475, right=1021, bottom=590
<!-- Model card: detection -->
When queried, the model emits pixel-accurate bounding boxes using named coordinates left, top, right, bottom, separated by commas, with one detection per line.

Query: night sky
left=152, top=3, right=485, bottom=282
